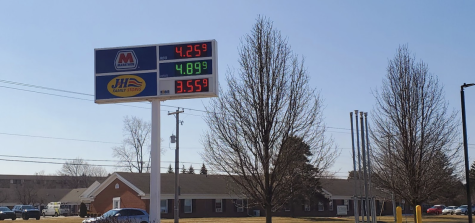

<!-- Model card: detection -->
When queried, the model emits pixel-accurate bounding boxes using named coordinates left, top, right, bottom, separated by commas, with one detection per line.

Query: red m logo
left=118, top=53, right=134, bottom=63
left=115, top=50, right=138, bottom=70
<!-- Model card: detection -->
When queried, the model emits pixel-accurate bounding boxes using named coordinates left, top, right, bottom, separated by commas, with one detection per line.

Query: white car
left=455, top=205, right=475, bottom=215
left=442, top=206, right=458, bottom=215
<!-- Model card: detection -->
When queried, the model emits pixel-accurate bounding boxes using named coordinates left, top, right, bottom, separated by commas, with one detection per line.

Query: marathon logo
left=114, top=50, right=138, bottom=70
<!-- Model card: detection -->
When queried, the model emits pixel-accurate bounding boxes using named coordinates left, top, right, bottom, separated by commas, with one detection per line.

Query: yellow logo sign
left=107, top=75, right=146, bottom=97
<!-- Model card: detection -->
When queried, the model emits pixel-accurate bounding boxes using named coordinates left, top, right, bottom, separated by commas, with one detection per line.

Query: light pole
left=461, top=83, right=474, bottom=223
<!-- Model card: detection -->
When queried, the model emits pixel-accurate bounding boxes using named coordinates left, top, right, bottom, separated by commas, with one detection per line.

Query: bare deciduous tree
left=0, top=190, right=8, bottom=203
left=15, top=180, right=38, bottom=205
left=57, top=158, right=108, bottom=188
left=113, top=116, right=151, bottom=173
left=202, top=16, right=337, bottom=223
left=371, top=45, right=461, bottom=220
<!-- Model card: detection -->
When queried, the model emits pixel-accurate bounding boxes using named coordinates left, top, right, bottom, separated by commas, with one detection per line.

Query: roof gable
left=89, top=173, right=145, bottom=198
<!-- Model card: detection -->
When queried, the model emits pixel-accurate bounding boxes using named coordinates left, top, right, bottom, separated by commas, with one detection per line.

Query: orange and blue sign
left=95, top=73, right=157, bottom=100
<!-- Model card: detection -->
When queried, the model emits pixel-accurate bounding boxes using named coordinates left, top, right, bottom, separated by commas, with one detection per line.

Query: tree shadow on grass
left=299, top=217, right=350, bottom=222
left=299, top=217, right=390, bottom=222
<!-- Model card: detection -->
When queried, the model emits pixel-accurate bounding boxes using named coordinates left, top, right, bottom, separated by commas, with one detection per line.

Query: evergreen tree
left=181, top=164, right=187, bottom=174
left=167, top=164, right=174, bottom=174
left=188, top=165, right=195, bottom=174
left=79, top=202, right=87, bottom=218
left=200, top=163, right=208, bottom=175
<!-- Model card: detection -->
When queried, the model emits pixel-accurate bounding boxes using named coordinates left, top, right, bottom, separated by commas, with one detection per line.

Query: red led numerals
left=175, top=78, right=209, bottom=94
left=175, top=43, right=208, bottom=58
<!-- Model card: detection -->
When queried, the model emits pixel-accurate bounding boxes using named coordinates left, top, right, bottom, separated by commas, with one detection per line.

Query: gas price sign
left=95, top=39, right=217, bottom=103
left=157, top=40, right=217, bottom=100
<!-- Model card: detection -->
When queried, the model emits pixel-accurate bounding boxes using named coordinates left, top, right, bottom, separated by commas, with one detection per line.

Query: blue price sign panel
left=94, top=40, right=218, bottom=104
left=95, top=46, right=157, bottom=74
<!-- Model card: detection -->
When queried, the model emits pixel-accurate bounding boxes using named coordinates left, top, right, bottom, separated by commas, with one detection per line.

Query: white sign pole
left=150, top=100, right=161, bottom=223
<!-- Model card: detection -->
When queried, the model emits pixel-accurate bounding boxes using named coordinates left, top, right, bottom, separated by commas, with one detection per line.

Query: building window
left=236, top=199, right=244, bottom=212
left=10, top=179, right=21, bottom=184
left=113, top=197, right=120, bottom=209
left=304, top=201, right=310, bottom=212
left=161, top=200, right=168, bottom=213
left=318, top=202, right=324, bottom=211
left=115, top=183, right=119, bottom=189
left=329, top=200, right=333, bottom=211
left=184, top=199, right=192, bottom=213
left=215, top=199, right=223, bottom=212
left=284, top=203, right=290, bottom=212
left=344, top=199, right=349, bottom=211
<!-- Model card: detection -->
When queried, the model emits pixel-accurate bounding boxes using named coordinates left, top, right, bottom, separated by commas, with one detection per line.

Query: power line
left=0, top=157, right=202, bottom=170
left=0, top=132, right=121, bottom=144
left=0, top=79, right=93, bottom=96
left=4, top=79, right=472, bottom=146
left=0, top=154, right=203, bottom=165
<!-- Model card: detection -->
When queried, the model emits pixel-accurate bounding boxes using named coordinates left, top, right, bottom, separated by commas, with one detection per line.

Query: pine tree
left=167, top=164, right=174, bottom=174
left=181, top=164, right=187, bottom=174
left=188, top=165, right=195, bottom=174
left=200, top=163, right=208, bottom=175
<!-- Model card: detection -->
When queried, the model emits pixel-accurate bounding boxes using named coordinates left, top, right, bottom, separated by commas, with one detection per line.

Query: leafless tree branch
left=201, top=16, right=338, bottom=223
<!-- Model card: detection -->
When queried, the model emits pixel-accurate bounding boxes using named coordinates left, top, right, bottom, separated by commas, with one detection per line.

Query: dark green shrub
left=79, top=203, right=87, bottom=218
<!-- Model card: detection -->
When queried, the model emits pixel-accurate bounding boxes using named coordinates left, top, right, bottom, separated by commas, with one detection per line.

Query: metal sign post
left=150, top=100, right=161, bottom=222
left=94, top=40, right=218, bottom=223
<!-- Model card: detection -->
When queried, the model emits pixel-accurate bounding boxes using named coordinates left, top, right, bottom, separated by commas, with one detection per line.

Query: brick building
left=82, top=172, right=395, bottom=219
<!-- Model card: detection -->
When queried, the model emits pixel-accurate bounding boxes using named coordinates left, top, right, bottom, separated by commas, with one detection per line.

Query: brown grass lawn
left=21, top=215, right=470, bottom=223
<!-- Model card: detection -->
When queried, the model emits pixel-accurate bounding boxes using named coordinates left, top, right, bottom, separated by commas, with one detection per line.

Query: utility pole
left=461, top=83, right=474, bottom=223
left=169, top=108, right=184, bottom=223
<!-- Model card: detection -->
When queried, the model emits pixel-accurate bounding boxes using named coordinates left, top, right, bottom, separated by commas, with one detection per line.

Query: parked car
left=454, top=205, right=475, bottom=215
left=442, top=206, right=458, bottom=215
left=12, top=205, right=41, bottom=220
left=0, top=206, right=16, bottom=220
left=82, top=208, right=149, bottom=223
left=426, top=205, right=446, bottom=215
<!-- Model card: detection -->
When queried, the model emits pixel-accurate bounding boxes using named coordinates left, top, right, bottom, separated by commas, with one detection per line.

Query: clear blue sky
left=0, top=1, right=474, bottom=178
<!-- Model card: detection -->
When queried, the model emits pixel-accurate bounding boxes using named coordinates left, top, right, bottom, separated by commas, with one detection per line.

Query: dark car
left=0, top=206, right=16, bottom=220
left=82, top=208, right=149, bottom=223
left=12, top=205, right=41, bottom=220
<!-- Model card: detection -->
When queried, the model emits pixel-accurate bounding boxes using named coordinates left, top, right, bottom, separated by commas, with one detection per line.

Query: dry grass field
left=8, top=215, right=469, bottom=223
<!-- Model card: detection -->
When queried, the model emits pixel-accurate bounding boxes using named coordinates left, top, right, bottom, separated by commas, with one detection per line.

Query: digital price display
left=159, top=60, right=212, bottom=78
left=175, top=78, right=209, bottom=94
left=159, top=42, right=212, bottom=61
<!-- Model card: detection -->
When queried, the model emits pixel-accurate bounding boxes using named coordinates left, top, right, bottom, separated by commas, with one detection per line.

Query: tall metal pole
left=364, top=113, right=375, bottom=223
left=355, top=111, right=363, bottom=222
left=360, top=112, right=370, bottom=223
left=461, top=83, right=473, bottom=223
left=350, top=112, right=359, bottom=223
left=150, top=100, right=161, bottom=223
left=169, top=108, right=184, bottom=223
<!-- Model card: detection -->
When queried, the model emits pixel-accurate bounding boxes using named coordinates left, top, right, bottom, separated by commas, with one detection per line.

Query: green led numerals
left=176, top=64, right=183, bottom=74
left=187, top=63, right=193, bottom=74
left=194, top=62, right=201, bottom=74
left=175, top=61, right=209, bottom=75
